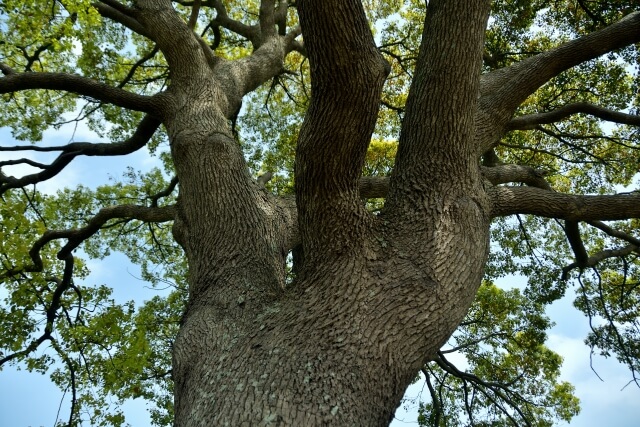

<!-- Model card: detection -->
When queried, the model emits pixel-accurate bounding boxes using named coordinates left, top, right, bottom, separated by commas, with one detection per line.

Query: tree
left=1, top=0, right=639, bottom=425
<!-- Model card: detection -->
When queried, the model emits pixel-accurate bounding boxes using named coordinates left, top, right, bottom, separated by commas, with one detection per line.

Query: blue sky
left=1, top=120, right=639, bottom=426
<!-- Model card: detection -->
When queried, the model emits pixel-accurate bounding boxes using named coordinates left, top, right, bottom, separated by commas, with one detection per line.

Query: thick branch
left=480, top=164, right=552, bottom=189
left=0, top=72, right=159, bottom=113
left=93, top=1, right=151, bottom=38
left=358, top=164, right=552, bottom=200
left=259, top=0, right=277, bottom=39
left=508, top=102, right=640, bottom=130
left=0, top=115, right=161, bottom=194
left=295, top=0, right=389, bottom=255
left=480, top=11, right=640, bottom=151
left=134, top=0, right=214, bottom=79
left=387, top=0, right=491, bottom=213
left=490, top=186, right=640, bottom=220
left=214, top=36, right=287, bottom=102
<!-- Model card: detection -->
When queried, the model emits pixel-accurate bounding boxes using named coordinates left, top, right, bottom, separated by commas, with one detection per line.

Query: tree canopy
left=1, top=0, right=639, bottom=426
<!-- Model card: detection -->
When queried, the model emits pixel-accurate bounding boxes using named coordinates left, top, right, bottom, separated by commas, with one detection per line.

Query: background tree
left=0, top=0, right=639, bottom=426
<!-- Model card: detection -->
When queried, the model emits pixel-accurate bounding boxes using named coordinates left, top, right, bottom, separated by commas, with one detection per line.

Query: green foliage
left=1, top=0, right=639, bottom=426
left=417, top=282, right=580, bottom=426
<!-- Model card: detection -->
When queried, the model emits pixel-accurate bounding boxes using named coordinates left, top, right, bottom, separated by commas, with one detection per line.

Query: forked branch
left=479, top=11, right=640, bottom=151
left=0, top=115, right=161, bottom=194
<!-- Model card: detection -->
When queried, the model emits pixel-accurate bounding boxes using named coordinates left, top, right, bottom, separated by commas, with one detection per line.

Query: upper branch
left=259, top=0, right=277, bottom=39
left=51, top=204, right=176, bottom=259
left=490, top=186, right=640, bottom=220
left=386, top=0, right=491, bottom=213
left=92, top=1, right=151, bottom=38
left=479, top=11, right=640, bottom=150
left=1, top=204, right=175, bottom=281
left=508, top=102, right=640, bottom=130
left=294, top=0, right=389, bottom=255
left=0, top=115, right=161, bottom=194
left=209, top=0, right=260, bottom=44
left=0, top=71, right=160, bottom=114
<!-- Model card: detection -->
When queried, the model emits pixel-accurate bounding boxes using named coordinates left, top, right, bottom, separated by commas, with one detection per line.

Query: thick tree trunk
left=164, top=2, right=492, bottom=426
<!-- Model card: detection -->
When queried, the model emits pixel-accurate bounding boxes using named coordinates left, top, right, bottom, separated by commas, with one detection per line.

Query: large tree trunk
left=135, top=0, right=493, bottom=425
left=163, top=1, right=493, bottom=426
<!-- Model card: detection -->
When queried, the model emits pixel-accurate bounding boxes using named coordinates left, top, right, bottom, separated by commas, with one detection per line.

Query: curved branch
left=478, top=11, right=640, bottom=152
left=149, top=176, right=179, bottom=207
left=434, top=352, right=532, bottom=427
left=0, top=115, right=161, bottom=194
left=490, top=186, right=640, bottom=220
left=482, top=12, right=640, bottom=111
left=508, top=102, right=640, bottom=131
left=51, top=204, right=176, bottom=259
left=92, top=2, right=151, bottom=38
left=562, top=244, right=639, bottom=280
left=588, top=220, right=640, bottom=247
left=0, top=72, right=159, bottom=113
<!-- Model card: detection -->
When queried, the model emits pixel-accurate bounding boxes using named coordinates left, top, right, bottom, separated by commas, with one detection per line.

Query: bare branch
left=0, top=72, right=159, bottom=114
left=0, top=115, right=161, bottom=194
left=508, top=102, right=640, bottom=130
left=490, top=186, right=640, bottom=220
